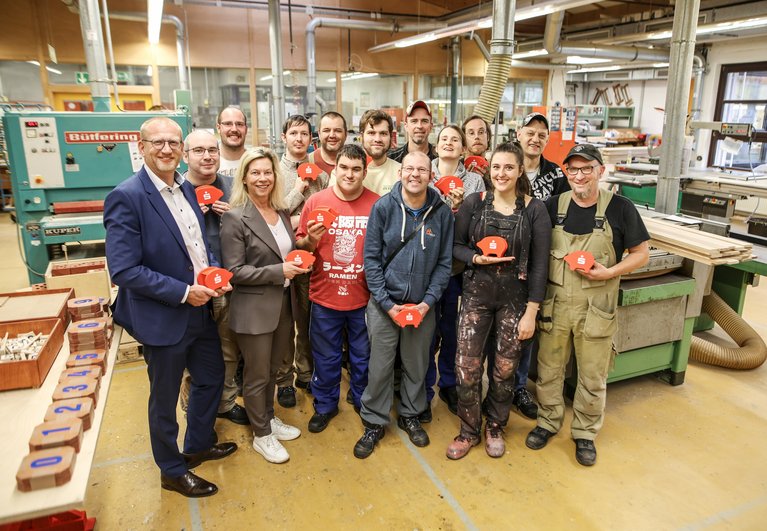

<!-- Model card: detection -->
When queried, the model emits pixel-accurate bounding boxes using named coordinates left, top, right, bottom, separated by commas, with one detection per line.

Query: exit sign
left=75, top=72, right=89, bottom=85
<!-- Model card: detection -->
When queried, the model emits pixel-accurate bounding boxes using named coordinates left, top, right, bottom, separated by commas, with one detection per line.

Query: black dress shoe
left=183, top=442, right=238, bottom=469
left=161, top=471, right=218, bottom=498
left=439, top=386, right=458, bottom=415
left=512, top=388, right=539, bottom=420
left=216, top=404, right=250, bottom=425
left=418, top=405, right=432, bottom=423
left=308, top=409, right=339, bottom=433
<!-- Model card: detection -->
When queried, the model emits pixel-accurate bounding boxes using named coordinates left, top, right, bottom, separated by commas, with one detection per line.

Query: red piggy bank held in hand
left=393, top=304, right=423, bottom=328
left=564, top=250, right=595, bottom=272
left=477, top=236, right=508, bottom=257
left=286, top=249, right=316, bottom=268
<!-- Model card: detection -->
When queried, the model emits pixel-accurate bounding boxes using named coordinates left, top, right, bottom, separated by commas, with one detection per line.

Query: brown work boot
left=446, top=435, right=479, bottom=460
left=484, top=421, right=505, bottom=458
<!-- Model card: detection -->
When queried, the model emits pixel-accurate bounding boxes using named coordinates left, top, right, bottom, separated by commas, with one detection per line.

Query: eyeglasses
left=402, top=166, right=430, bottom=176
left=142, top=139, right=182, bottom=150
left=219, top=121, right=246, bottom=128
left=565, top=165, right=597, bottom=176
left=185, top=147, right=220, bottom=156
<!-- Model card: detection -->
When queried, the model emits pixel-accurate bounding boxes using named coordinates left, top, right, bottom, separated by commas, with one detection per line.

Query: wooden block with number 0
left=16, top=446, right=77, bottom=492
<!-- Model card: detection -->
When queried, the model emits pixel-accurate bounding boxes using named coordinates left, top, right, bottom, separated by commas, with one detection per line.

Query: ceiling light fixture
left=148, top=0, right=163, bottom=44
left=566, top=56, right=613, bottom=65
left=260, top=71, right=292, bottom=81
left=647, top=15, right=767, bottom=40
left=567, top=65, right=622, bottom=74
left=26, top=60, right=62, bottom=75
left=514, top=49, right=549, bottom=59
left=368, top=0, right=597, bottom=53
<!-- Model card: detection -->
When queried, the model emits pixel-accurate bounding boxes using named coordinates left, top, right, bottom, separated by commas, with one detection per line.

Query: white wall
left=635, top=80, right=667, bottom=135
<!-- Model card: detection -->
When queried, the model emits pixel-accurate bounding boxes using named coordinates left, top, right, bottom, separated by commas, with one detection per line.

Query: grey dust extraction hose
left=473, top=53, right=513, bottom=125
left=690, top=292, right=767, bottom=369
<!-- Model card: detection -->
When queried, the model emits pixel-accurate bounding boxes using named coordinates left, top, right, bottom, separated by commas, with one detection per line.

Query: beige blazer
left=220, top=200, right=295, bottom=335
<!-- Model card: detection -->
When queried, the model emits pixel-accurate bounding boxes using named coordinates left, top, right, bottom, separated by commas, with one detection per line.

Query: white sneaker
left=252, top=434, right=289, bottom=463
left=270, top=416, right=301, bottom=441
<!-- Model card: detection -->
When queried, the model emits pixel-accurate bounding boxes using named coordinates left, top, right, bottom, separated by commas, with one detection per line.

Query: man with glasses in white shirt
left=105, top=117, right=237, bottom=497
left=178, top=130, right=249, bottom=427
left=216, top=106, right=249, bottom=177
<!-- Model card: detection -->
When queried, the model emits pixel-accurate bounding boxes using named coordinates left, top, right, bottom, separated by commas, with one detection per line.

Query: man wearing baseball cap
left=389, top=100, right=438, bottom=164
left=525, top=143, right=649, bottom=466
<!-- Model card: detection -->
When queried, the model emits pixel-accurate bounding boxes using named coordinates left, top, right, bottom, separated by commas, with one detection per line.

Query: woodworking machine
left=1, top=110, right=191, bottom=283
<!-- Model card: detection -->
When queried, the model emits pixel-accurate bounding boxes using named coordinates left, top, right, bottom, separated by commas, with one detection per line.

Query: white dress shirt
left=145, top=165, right=209, bottom=303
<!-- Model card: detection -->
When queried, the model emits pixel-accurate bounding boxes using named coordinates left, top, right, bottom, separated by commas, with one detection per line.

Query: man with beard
left=526, top=144, right=649, bottom=467
left=216, top=106, right=248, bottom=177
left=328, top=110, right=401, bottom=196
left=462, top=115, right=492, bottom=187
left=389, top=100, right=438, bottom=163
left=309, top=111, right=347, bottom=175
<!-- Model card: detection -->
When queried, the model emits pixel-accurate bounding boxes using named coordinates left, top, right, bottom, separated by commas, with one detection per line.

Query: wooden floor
left=1, top=212, right=765, bottom=530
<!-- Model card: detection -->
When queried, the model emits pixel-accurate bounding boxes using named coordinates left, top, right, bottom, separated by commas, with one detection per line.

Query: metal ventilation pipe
left=268, top=0, right=286, bottom=154
left=450, top=37, right=460, bottom=123
left=543, top=11, right=670, bottom=62
left=305, top=17, right=447, bottom=122
left=690, top=53, right=706, bottom=160
left=473, top=0, right=515, bottom=124
left=470, top=33, right=574, bottom=70
left=656, top=0, right=700, bottom=214
left=78, top=0, right=111, bottom=111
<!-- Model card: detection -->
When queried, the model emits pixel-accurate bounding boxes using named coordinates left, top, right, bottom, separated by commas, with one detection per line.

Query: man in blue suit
left=104, top=117, right=237, bottom=498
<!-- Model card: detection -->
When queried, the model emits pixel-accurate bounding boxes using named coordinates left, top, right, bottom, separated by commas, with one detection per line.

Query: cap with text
left=406, top=100, right=432, bottom=118
left=563, top=144, right=604, bottom=165
left=521, top=112, right=549, bottom=130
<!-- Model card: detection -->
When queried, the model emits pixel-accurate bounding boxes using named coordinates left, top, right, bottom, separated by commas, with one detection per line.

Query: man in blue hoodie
left=354, top=151, right=454, bottom=459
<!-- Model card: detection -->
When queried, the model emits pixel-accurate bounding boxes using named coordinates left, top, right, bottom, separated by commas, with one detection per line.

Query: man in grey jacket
left=354, top=151, right=454, bottom=459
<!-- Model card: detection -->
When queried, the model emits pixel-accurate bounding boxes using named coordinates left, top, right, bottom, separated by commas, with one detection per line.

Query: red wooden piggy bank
left=434, top=176, right=464, bottom=196
left=477, top=236, right=508, bottom=257
left=197, top=266, right=233, bottom=289
left=196, top=185, right=224, bottom=205
left=298, top=162, right=323, bottom=181
left=464, top=155, right=488, bottom=171
left=564, top=250, right=595, bottom=272
left=286, top=249, right=316, bottom=269
left=307, top=207, right=339, bottom=229
left=394, top=304, right=423, bottom=328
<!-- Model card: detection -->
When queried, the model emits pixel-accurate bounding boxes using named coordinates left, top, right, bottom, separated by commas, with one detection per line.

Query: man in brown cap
left=389, top=100, right=438, bottom=163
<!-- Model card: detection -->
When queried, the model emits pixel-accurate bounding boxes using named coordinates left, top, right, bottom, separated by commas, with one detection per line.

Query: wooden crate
left=45, top=258, right=112, bottom=302
left=0, top=288, right=75, bottom=326
left=116, top=329, right=143, bottom=364
left=0, top=318, right=65, bottom=391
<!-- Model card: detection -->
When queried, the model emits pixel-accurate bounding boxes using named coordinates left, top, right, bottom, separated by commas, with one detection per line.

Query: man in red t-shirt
left=296, top=144, right=380, bottom=433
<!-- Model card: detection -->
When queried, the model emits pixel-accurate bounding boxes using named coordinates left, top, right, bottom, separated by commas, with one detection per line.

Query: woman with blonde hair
left=220, top=148, right=310, bottom=463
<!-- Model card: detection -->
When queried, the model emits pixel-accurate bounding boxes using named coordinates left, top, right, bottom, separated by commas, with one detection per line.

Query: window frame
left=707, top=61, right=767, bottom=168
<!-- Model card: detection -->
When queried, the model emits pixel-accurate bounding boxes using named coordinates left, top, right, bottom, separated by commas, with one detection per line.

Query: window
left=708, top=61, right=767, bottom=169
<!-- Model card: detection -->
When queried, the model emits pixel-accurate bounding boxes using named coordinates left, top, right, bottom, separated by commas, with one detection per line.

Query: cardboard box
left=45, top=258, right=112, bottom=302
left=0, top=318, right=65, bottom=391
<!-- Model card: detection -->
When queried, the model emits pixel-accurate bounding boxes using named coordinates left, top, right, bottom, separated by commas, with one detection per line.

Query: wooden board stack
left=643, top=217, right=754, bottom=265
left=15, top=295, right=111, bottom=492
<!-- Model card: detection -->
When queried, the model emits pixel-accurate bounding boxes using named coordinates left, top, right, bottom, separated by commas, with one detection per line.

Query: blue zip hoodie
left=364, top=181, right=454, bottom=312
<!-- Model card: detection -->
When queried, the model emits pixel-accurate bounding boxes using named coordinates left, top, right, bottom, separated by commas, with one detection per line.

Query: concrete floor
left=2, top=213, right=766, bottom=530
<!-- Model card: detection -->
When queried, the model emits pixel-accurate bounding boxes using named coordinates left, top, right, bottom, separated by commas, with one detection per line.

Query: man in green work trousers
left=525, top=144, right=650, bottom=466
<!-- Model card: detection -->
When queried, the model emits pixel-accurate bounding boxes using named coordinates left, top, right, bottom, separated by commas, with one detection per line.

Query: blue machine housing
left=2, top=110, right=191, bottom=283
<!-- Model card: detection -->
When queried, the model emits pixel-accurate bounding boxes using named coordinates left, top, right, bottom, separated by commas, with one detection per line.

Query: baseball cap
left=563, top=144, right=604, bottom=165
left=406, top=100, right=432, bottom=118
left=521, top=112, right=549, bottom=130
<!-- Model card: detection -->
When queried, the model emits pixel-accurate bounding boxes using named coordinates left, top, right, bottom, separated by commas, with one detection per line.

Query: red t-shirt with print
left=297, top=186, right=380, bottom=311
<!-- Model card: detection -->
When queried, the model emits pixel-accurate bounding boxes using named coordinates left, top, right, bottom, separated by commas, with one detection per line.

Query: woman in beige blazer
left=220, top=148, right=310, bottom=464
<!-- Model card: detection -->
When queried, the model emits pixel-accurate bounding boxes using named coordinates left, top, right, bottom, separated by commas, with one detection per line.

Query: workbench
left=0, top=327, right=122, bottom=526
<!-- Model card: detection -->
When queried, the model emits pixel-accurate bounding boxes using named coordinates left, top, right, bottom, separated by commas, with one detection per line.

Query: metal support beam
left=78, top=0, right=110, bottom=111
left=450, top=37, right=460, bottom=123
left=656, top=0, right=701, bottom=214
left=268, top=0, right=286, bottom=154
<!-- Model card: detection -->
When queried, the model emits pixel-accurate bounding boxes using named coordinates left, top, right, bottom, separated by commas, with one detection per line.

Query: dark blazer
left=220, top=200, right=295, bottom=335
left=104, top=167, right=216, bottom=346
